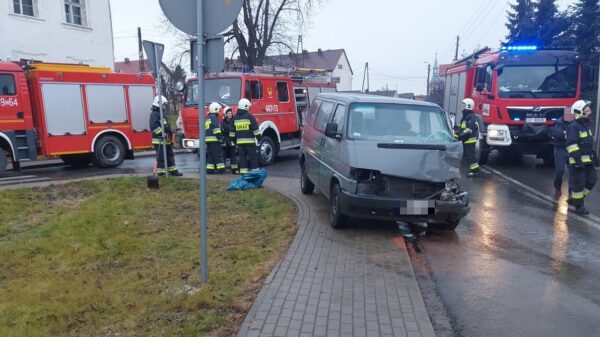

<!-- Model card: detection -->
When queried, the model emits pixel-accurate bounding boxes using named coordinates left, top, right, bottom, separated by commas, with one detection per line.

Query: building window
left=338, top=64, right=343, bottom=70
left=13, top=0, right=35, bottom=16
left=65, top=0, right=86, bottom=26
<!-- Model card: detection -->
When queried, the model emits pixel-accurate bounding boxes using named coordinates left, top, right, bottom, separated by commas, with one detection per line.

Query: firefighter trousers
left=569, top=165, right=597, bottom=208
left=154, top=144, right=177, bottom=175
left=206, top=142, right=225, bottom=173
left=238, top=144, right=258, bottom=174
left=463, top=143, right=479, bottom=173
left=223, top=145, right=238, bottom=172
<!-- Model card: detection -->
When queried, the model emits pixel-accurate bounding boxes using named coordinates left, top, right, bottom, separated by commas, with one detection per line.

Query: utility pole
left=595, top=58, right=600, bottom=157
left=138, top=27, right=144, bottom=72
left=362, top=62, right=370, bottom=93
left=454, top=35, right=460, bottom=62
left=426, top=63, right=431, bottom=97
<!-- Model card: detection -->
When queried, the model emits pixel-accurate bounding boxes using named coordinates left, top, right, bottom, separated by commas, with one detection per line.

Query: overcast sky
left=111, top=0, right=573, bottom=95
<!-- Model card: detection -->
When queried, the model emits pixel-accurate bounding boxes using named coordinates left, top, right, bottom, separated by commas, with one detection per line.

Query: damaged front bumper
left=338, top=189, right=470, bottom=223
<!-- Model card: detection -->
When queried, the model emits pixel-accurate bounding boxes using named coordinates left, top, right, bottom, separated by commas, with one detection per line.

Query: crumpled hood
left=349, top=141, right=463, bottom=182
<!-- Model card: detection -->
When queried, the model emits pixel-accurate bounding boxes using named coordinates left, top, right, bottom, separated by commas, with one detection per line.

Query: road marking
left=482, top=166, right=600, bottom=231
left=0, top=175, right=52, bottom=187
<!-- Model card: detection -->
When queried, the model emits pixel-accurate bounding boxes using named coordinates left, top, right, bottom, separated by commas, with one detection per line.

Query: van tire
left=330, top=183, right=349, bottom=228
left=61, top=154, right=91, bottom=168
left=300, top=161, right=314, bottom=194
left=0, top=148, right=6, bottom=175
left=92, top=135, right=126, bottom=168
left=258, top=136, right=276, bottom=166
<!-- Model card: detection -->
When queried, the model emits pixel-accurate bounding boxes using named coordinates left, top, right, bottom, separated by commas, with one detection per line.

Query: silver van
left=299, top=93, right=470, bottom=230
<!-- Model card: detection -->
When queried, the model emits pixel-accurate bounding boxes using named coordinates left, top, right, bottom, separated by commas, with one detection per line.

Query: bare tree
left=223, top=0, right=318, bottom=70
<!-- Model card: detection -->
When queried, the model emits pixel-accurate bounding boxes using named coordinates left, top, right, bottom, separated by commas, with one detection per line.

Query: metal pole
left=426, top=63, right=431, bottom=97
left=595, top=59, right=600, bottom=157
left=154, top=44, right=169, bottom=178
left=197, top=0, right=208, bottom=284
left=138, top=28, right=144, bottom=72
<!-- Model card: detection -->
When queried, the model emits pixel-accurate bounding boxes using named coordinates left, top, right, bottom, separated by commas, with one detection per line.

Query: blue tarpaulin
left=226, top=169, right=268, bottom=191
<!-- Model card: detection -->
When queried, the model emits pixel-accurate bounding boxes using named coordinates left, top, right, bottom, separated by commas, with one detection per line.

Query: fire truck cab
left=180, top=70, right=336, bottom=165
left=0, top=62, right=155, bottom=174
left=443, top=46, right=581, bottom=165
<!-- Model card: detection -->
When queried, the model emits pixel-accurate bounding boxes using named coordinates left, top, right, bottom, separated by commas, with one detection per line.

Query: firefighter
left=456, top=98, right=480, bottom=177
left=232, top=98, right=261, bottom=174
left=221, top=106, right=239, bottom=174
left=566, top=100, right=597, bottom=215
left=206, top=102, right=226, bottom=174
left=149, top=95, right=182, bottom=176
left=549, top=109, right=574, bottom=198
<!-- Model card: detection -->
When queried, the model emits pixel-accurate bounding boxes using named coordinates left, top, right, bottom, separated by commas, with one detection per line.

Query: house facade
left=0, top=0, right=114, bottom=67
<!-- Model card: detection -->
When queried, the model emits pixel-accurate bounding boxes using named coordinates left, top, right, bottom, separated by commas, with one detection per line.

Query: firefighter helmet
left=209, top=102, right=221, bottom=114
left=238, top=98, right=251, bottom=110
left=224, top=106, right=233, bottom=116
left=462, top=98, right=475, bottom=110
left=152, top=95, right=168, bottom=108
left=572, top=100, right=591, bottom=118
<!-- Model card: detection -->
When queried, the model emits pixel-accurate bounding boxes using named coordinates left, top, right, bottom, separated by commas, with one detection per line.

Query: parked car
left=299, top=93, right=470, bottom=231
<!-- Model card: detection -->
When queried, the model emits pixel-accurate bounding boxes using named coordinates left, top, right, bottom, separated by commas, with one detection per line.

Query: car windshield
left=347, top=103, right=453, bottom=144
left=497, top=65, right=578, bottom=98
left=185, top=78, right=242, bottom=106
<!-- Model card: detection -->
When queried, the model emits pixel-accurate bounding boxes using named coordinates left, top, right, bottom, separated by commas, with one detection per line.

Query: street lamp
left=424, top=61, right=431, bottom=97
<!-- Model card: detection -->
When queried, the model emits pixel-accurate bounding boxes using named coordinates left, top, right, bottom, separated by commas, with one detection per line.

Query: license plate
left=526, top=117, right=546, bottom=124
left=397, top=200, right=435, bottom=215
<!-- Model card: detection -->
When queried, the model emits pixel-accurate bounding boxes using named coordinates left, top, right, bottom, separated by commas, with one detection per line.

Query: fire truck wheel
left=93, top=135, right=126, bottom=168
left=259, top=136, right=277, bottom=166
left=60, top=154, right=91, bottom=168
left=0, top=148, right=6, bottom=175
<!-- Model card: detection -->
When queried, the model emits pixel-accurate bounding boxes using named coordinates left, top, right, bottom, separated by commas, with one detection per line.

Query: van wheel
left=330, top=183, right=349, bottom=228
left=259, top=136, right=276, bottom=166
left=93, top=135, right=126, bottom=168
left=61, top=154, right=91, bottom=168
left=0, top=148, right=6, bottom=175
left=300, top=161, right=314, bottom=194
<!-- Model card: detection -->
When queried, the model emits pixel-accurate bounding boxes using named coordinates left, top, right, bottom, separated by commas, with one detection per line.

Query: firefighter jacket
left=232, top=109, right=261, bottom=145
left=149, top=106, right=173, bottom=145
left=549, top=117, right=570, bottom=149
left=221, top=117, right=235, bottom=147
left=458, top=110, right=480, bottom=144
left=566, top=118, right=594, bottom=167
left=205, top=113, right=223, bottom=143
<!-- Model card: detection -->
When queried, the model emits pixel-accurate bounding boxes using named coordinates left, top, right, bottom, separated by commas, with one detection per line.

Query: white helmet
left=238, top=98, right=251, bottom=110
left=152, top=95, right=168, bottom=108
left=572, top=100, right=591, bottom=118
left=209, top=102, right=221, bottom=114
left=462, top=98, right=475, bottom=110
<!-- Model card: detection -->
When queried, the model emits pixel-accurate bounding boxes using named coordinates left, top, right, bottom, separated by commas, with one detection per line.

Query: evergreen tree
left=572, top=0, right=600, bottom=62
left=506, top=0, right=537, bottom=44
left=534, top=0, right=562, bottom=46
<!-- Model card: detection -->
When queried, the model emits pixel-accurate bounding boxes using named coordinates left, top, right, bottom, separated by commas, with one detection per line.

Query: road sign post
left=159, top=0, right=243, bottom=285
left=142, top=41, right=168, bottom=178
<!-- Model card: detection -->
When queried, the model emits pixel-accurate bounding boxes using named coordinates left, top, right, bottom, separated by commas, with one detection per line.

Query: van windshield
left=185, top=78, right=242, bottom=106
left=347, top=103, right=453, bottom=144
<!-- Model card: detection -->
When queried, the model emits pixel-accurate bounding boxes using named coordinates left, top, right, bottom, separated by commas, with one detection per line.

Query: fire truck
left=180, top=67, right=337, bottom=165
left=443, top=46, right=581, bottom=165
left=0, top=62, right=156, bottom=174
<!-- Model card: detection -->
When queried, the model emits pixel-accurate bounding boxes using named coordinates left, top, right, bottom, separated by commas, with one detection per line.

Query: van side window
left=314, top=101, right=335, bottom=132
left=331, top=104, right=346, bottom=133
left=276, top=82, right=289, bottom=102
left=306, top=99, right=320, bottom=126
left=246, top=80, right=262, bottom=100
left=0, top=74, right=17, bottom=96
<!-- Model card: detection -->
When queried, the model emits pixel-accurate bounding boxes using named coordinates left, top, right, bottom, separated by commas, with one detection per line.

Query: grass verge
left=0, top=177, right=297, bottom=337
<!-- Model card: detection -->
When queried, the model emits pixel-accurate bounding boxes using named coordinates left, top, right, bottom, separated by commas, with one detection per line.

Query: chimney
left=124, top=58, right=130, bottom=63
left=318, top=48, right=322, bottom=54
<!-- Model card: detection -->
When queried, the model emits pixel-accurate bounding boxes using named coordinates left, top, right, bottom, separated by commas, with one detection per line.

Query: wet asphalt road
left=3, top=150, right=600, bottom=337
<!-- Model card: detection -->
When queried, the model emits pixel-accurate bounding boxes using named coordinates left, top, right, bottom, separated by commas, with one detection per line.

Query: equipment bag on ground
left=227, top=169, right=268, bottom=191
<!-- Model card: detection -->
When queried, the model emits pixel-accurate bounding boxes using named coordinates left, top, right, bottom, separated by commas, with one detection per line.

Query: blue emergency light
left=501, top=45, right=538, bottom=51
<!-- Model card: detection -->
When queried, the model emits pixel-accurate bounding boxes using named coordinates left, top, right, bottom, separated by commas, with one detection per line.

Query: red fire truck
left=0, top=62, right=156, bottom=174
left=180, top=68, right=337, bottom=165
left=443, top=46, right=581, bottom=165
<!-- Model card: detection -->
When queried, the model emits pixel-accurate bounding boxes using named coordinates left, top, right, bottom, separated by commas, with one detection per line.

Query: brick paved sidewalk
left=237, top=176, right=435, bottom=337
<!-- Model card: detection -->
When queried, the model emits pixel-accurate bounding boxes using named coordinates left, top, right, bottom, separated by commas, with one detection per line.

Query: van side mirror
left=325, top=122, right=340, bottom=139
left=476, top=83, right=485, bottom=92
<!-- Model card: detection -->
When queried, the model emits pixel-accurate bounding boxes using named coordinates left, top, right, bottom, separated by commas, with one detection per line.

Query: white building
left=0, top=0, right=114, bottom=67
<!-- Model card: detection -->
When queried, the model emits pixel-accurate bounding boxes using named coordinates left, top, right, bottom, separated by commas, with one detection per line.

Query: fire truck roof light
left=501, top=45, right=538, bottom=51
